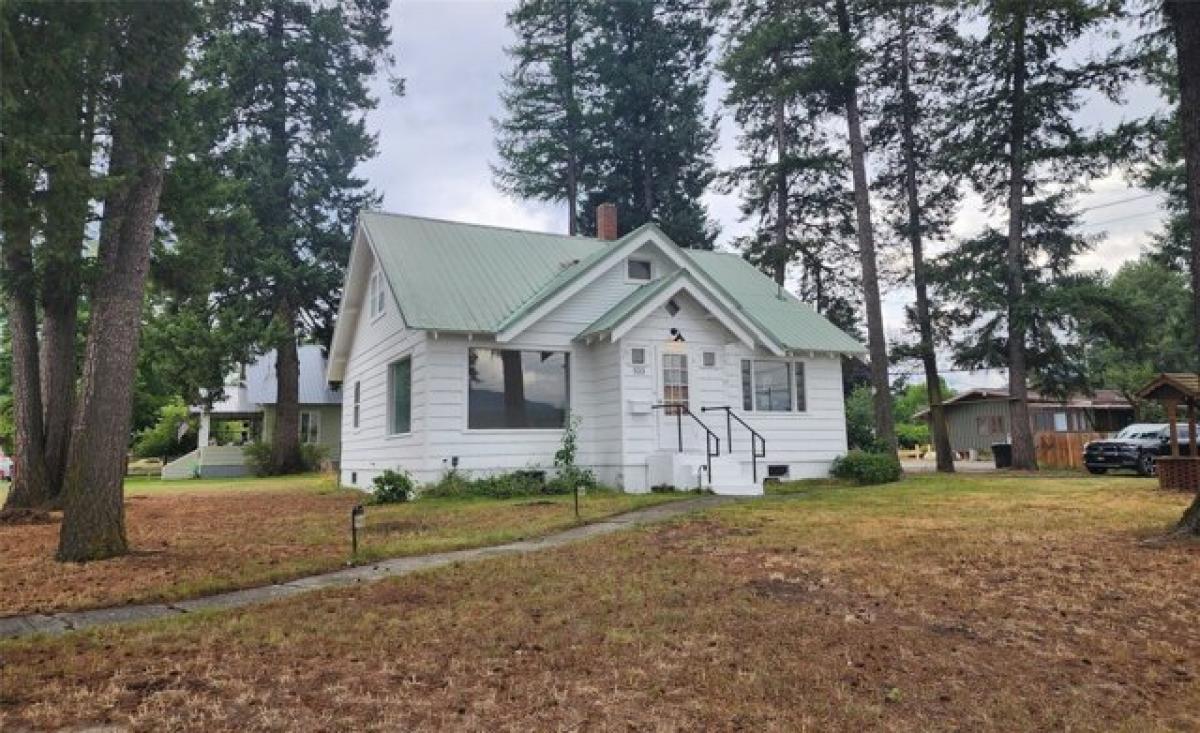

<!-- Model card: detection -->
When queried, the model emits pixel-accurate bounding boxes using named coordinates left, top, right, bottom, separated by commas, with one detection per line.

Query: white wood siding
left=338, top=253, right=428, bottom=487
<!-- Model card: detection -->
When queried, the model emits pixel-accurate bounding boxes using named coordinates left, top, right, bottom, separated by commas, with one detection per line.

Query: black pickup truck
left=1083, top=423, right=1195, bottom=476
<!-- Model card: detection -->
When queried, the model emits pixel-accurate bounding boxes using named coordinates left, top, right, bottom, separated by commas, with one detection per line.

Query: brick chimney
left=596, top=202, right=618, bottom=241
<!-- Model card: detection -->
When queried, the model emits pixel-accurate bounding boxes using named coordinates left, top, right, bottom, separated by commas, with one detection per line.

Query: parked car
left=1083, top=423, right=1194, bottom=476
left=0, top=456, right=12, bottom=481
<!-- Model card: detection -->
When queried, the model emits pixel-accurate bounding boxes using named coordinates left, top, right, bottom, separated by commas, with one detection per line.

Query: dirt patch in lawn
left=0, top=482, right=683, bottom=617
left=2, top=475, right=1198, bottom=731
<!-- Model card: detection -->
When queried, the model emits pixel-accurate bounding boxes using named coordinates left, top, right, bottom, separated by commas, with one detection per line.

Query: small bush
left=830, top=450, right=903, bottom=485
left=371, top=469, right=414, bottom=503
left=895, top=422, right=930, bottom=449
left=244, top=442, right=328, bottom=476
left=420, top=468, right=599, bottom=500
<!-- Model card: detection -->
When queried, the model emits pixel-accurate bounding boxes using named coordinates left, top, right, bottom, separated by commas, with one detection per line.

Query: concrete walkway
left=0, top=496, right=732, bottom=641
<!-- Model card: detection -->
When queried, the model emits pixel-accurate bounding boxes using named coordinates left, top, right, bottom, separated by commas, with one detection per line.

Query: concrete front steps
left=647, top=451, right=762, bottom=496
left=161, top=446, right=251, bottom=480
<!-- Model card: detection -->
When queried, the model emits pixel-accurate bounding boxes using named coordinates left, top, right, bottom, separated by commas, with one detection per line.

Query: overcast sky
left=358, top=0, right=1171, bottom=390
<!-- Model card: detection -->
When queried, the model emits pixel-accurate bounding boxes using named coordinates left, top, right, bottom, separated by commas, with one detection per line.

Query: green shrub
left=243, top=441, right=327, bottom=476
left=421, top=469, right=577, bottom=499
left=830, top=450, right=903, bottom=485
left=371, top=469, right=413, bottom=503
left=895, top=422, right=930, bottom=449
left=132, top=399, right=198, bottom=459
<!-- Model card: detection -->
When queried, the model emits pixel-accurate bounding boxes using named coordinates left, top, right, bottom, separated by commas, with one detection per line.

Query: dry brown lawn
left=2, top=473, right=1199, bottom=731
left=0, top=475, right=684, bottom=616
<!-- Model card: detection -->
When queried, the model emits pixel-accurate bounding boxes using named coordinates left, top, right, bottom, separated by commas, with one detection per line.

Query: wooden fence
left=1035, top=431, right=1105, bottom=470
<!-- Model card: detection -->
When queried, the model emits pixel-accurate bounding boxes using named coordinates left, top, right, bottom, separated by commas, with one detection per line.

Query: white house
left=163, top=346, right=342, bottom=479
left=325, top=206, right=864, bottom=496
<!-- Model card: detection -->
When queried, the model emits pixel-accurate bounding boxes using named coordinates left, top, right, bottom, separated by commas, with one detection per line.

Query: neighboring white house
left=162, top=346, right=343, bottom=479
left=325, top=207, right=865, bottom=496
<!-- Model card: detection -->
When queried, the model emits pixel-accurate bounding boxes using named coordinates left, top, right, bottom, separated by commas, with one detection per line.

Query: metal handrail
left=651, top=404, right=721, bottom=483
left=701, top=406, right=767, bottom=483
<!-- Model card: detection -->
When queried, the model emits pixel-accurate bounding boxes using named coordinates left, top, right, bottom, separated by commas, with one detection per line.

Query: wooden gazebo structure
left=1137, top=373, right=1200, bottom=491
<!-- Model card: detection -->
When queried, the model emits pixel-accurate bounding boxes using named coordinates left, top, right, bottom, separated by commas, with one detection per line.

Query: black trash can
left=992, top=442, right=1013, bottom=469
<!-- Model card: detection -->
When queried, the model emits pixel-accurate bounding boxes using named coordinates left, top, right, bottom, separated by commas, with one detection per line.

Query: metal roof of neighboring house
left=356, top=211, right=864, bottom=354
left=204, top=345, right=340, bottom=415
left=912, top=388, right=1134, bottom=420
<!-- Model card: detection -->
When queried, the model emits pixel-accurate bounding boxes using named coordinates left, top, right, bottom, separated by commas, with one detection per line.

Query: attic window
left=627, top=259, right=652, bottom=281
left=665, top=298, right=680, bottom=317
left=368, top=269, right=386, bottom=319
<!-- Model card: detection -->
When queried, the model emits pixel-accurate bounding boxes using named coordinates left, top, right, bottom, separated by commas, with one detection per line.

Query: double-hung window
left=368, top=269, right=386, bottom=319
left=662, top=353, right=689, bottom=415
left=741, top=360, right=807, bottom=412
left=389, top=358, right=411, bottom=434
left=299, top=411, right=320, bottom=444
left=468, top=348, right=569, bottom=429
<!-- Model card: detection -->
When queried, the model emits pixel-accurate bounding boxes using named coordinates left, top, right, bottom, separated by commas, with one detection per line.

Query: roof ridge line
left=361, top=209, right=606, bottom=243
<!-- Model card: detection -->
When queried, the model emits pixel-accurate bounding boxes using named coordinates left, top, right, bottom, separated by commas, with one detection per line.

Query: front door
left=656, top=344, right=696, bottom=452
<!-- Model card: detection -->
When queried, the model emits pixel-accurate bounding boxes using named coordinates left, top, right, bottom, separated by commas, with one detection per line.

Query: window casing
left=299, top=411, right=320, bottom=444
left=631, top=347, right=646, bottom=365
left=662, top=353, right=689, bottom=415
left=389, top=358, right=412, bottom=434
left=368, top=269, right=386, bottom=319
left=352, top=381, right=361, bottom=428
left=468, top=348, right=569, bottom=429
left=741, top=360, right=807, bottom=412
left=627, top=259, right=652, bottom=281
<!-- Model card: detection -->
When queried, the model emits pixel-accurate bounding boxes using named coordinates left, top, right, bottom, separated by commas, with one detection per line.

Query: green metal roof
left=683, top=250, right=865, bottom=354
left=577, top=270, right=687, bottom=340
left=359, top=211, right=864, bottom=354
left=360, top=211, right=603, bottom=332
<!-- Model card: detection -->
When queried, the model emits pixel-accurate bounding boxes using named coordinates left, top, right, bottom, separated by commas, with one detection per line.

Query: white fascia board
left=326, top=225, right=369, bottom=383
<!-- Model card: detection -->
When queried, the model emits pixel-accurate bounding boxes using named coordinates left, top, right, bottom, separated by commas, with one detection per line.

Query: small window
left=352, top=381, right=361, bottom=428
left=665, top=298, right=680, bottom=317
left=767, top=465, right=789, bottom=478
left=299, top=411, right=320, bottom=444
left=389, top=358, right=411, bottom=434
left=627, top=259, right=652, bottom=280
left=351, top=471, right=357, bottom=485
left=702, top=351, right=716, bottom=368
left=631, top=347, right=646, bottom=365
left=976, top=415, right=1004, bottom=436
left=794, top=362, right=806, bottom=412
left=368, top=269, right=386, bottom=319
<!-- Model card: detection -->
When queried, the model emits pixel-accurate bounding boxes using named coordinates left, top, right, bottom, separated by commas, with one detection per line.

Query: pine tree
left=198, top=0, right=395, bottom=474
left=832, top=0, right=897, bottom=452
left=494, top=0, right=590, bottom=235
left=933, top=196, right=1108, bottom=404
left=0, top=1, right=109, bottom=511
left=579, top=0, right=718, bottom=246
left=866, top=0, right=961, bottom=471
left=57, top=1, right=199, bottom=561
left=943, top=0, right=1132, bottom=470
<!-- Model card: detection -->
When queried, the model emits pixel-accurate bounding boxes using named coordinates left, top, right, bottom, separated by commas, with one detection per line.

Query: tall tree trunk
left=772, top=44, right=789, bottom=288
left=39, top=170, right=89, bottom=502
left=0, top=167, right=52, bottom=511
left=1166, top=0, right=1200, bottom=534
left=1004, top=7, right=1037, bottom=470
left=898, top=6, right=953, bottom=472
left=57, top=6, right=192, bottom=562
left=270, top=317, right=305, bottom=474
left=835, top=0, right=896, bottom=453
left=563, top=0, right=580, bottom=236
left=264, top=0, right=304, bottom=474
